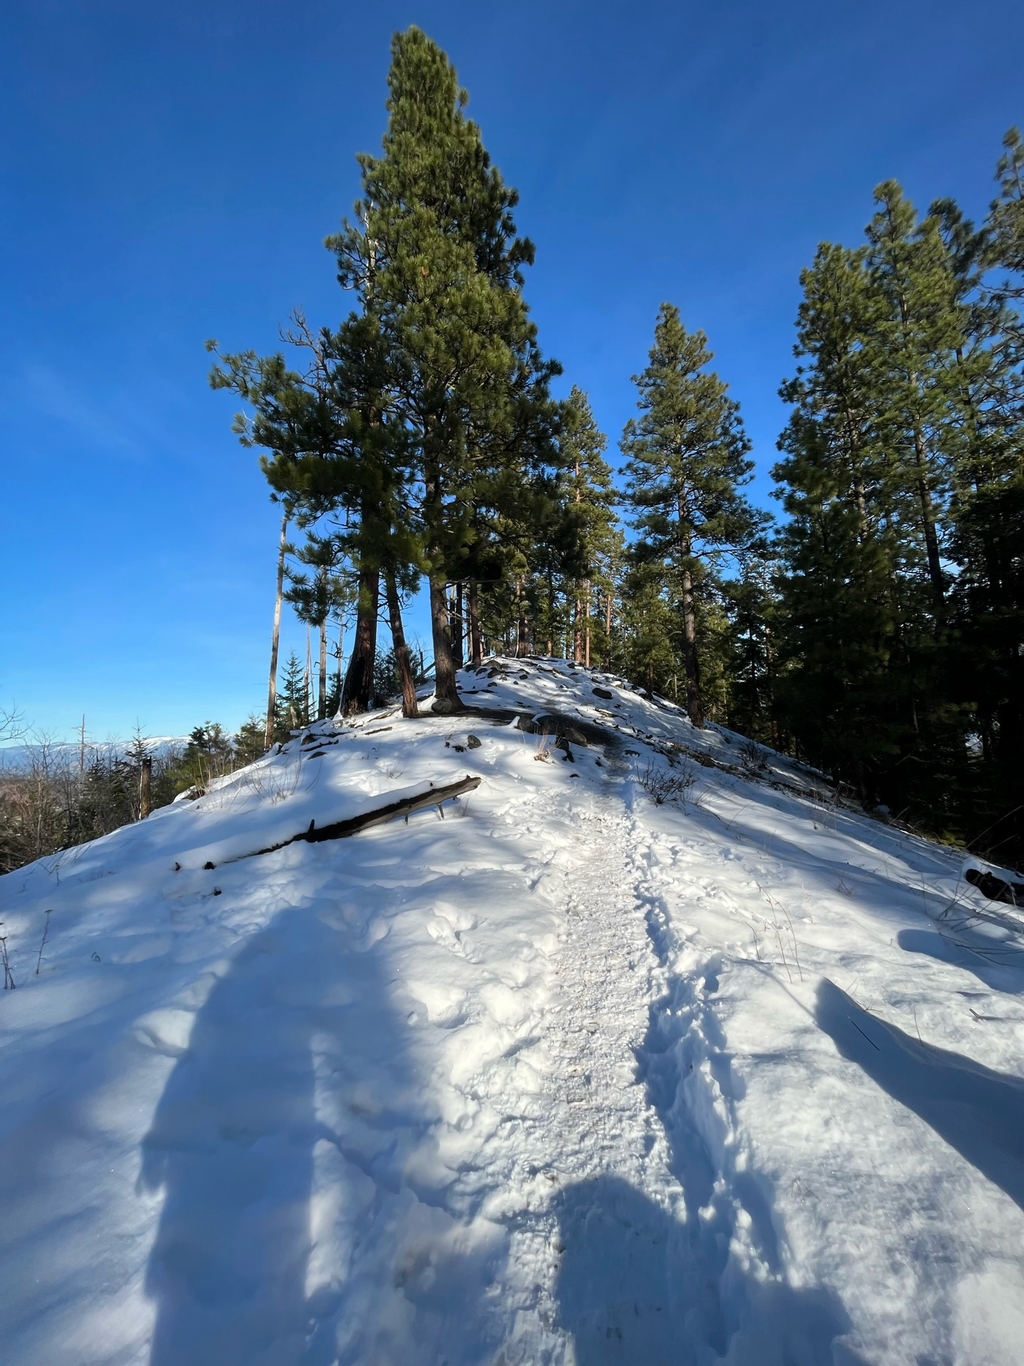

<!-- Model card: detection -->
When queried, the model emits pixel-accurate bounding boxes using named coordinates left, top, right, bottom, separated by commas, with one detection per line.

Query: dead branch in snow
left=203, top=775, right=482, bottom=869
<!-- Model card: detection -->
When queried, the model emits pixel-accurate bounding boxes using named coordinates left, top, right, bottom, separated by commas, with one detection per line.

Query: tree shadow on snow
left=552, top=1176, right=863, bottom=1366
left=554, top=972, right=864, bottom=1366
left=816, top=978, right=1024, bottom=1213
left=897, top=925, right=1024, bottom=996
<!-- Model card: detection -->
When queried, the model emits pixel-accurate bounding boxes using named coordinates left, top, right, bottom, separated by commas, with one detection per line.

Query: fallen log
left=210, top=775, right=481, bottom=868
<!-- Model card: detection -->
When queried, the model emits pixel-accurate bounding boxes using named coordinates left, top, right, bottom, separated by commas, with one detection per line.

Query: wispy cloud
left=12, top=364, right=180, bottom=463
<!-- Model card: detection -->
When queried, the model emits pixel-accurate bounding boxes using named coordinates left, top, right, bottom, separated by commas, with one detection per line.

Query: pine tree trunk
left=429, top=574, right=463, bottom=711
left=383, top=567, right=419, bottom=718
left=573, top=588, right=583, bottom=663
left=332, top=615, right=345, bottom=716
left=304, top=627, right=313, bottom=726
left=584, top=581, right=591, bottom=668
left=911, top=421, right=945, bottom=612
left=514, top=577, right=526, bottom=658
left=681, top=567, right=705, bottom=728
left=265, top=509, right=288, bottom=749
left=452, top=582, right=464, bottom=667
left=468, top=580, right=483, bottom=666
left=604, top=586, right=613, bottom=668
left=318, top=621, right=328, bottom=720
left=341, top=567, right=379, bottom=715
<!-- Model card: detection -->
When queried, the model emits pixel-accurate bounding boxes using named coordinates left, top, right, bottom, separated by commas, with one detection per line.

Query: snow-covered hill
left=1, top=659, right=1022, bottom=1366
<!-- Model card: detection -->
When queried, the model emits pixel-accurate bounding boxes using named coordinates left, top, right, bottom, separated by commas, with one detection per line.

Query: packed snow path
left=2, top=659, right=1024, bottom=1365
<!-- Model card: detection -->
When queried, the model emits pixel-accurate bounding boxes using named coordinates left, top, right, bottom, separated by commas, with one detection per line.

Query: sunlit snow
left=1, top=659, right=1022, bottom=1365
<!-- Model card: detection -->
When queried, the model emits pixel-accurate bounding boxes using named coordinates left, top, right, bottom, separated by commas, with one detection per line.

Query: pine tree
left=621, top=304, right=755, bottom=728
left=773, top=242, right=908, bottom=796
left=617, top=559, right=679, bottom=695
left=560, top=386, right=620, bottom=666
left=938, top=131, right=1024, bottom=858
left=988, top=127, right=1024, bottom=312
left=235, top=716, right=269, bottom=765
left=722, top=538, right=781, bottom=745
left=328, top=27, right=560, bottom=711
left=864, top=182, right=963, bottom=614
left=278, top=651, right=309, bottom=732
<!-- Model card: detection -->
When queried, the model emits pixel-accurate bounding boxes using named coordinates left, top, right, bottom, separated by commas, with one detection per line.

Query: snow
left=1, top=658, right=1022, bottom=1365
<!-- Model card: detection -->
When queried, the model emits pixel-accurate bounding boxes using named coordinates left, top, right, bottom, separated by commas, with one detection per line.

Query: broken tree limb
left=213, top=775, right=482, bottom=868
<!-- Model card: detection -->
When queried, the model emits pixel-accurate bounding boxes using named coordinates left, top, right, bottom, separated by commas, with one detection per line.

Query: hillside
left=1, top=659, right=1022, bottom=1366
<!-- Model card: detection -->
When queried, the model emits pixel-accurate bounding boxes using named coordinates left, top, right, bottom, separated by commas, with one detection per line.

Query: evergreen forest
left=5, top=26, right=1022, bottom=869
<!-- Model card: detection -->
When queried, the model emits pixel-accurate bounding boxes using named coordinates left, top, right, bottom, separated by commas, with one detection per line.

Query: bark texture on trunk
left=429, top=574, right=463, bottom=712
left=384, top=567, right=419, bottom=718
left=584, top=581, right=591, bottom=668
left=514, top=577, right=530, bottom=658
left=911, top=423, right=945, bottom=612
left=681, top=566, right=705, bottom=728
left=468, top=580, right=483, bottom=667
left=318, top=622, right=328, bottom=720
left=341, top=567, right=379, bottom=716
left=451, top=582, right=464, bottom=668
left=265, top=509, right=289, bottom=749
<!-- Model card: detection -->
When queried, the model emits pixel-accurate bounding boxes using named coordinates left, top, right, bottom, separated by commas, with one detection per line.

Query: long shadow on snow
left=140, top=872, right=506, bottom=1366
left=897, top=925, right=1024, bottom=996
left=141, top=903, right=325, bottom=1365
left=816, top=978, right=1024, bottom=1212
left=595, top=930, right=861, bottom=1366
left=553, top=1176, right=860, bottom=1366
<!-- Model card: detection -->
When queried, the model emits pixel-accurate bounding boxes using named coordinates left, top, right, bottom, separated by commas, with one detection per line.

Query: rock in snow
left=1, top=658, right=1023, bottom=1365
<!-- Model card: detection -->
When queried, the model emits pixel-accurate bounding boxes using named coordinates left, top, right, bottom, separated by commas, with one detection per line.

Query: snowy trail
left=3, top=658, right=1024, bottom=1364
left=480, top=789, right=672, bottom=1361
left=479, top=780, right=850, bottom=1365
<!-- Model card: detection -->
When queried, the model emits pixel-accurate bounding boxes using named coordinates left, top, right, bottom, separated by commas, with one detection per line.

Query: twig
left=35, top=910, right=51, bottom=975
left=207, top=774, right=482, bottom=868
left=0, top=931, right=14, bottom=990
left=848, top=1016, right=880, bottom=1050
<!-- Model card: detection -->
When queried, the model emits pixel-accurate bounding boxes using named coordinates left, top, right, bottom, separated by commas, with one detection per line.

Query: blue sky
left=3, top=0, right=1022, bottom=742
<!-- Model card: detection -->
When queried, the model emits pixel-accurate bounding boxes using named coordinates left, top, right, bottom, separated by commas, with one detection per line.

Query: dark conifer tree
left=622, top=304, right=755, bottom=727
left=773, top=243, right=908, bottom=799
left=278, top=651, right=309, bottom=732
left=864, top=182, right=963, bottom=615
left=328, top=27, right=560, bottom=711
left=561, top=386, right=620, bottom=666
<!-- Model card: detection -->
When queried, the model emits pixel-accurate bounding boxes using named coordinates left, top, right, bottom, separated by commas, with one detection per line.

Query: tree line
left=208, top=27, right=1022, bottom=863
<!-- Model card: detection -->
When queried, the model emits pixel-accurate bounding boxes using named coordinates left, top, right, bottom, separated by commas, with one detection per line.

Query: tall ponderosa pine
left=210, top=304, right=416, bottom=717
left=775, top=162, right=1024, bottom=840
left=773, top=242, right=908, bottom=798
left=328, top=27, right=559, bottom=712
left=622, top=304, right=755, bottom=727
left=561, top=386, right=619, bottom=666
left=864, top=182, right=964, bottom=615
